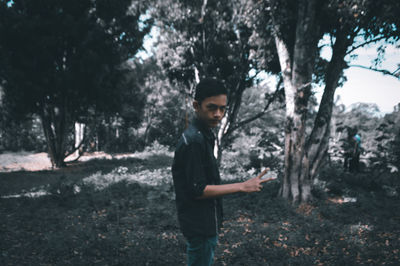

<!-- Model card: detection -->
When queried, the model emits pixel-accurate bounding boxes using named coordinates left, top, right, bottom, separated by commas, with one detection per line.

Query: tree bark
left=73, top=122, right=85, bottom=158
left=216, top=80, right=246, bottom=162
left=273, top=0, right=319, bottom=203
left=301, top=27, right=356, bottom=188
left=40, top=101, right=68, bottom=168
left=274, top=4, right=357, bottom=203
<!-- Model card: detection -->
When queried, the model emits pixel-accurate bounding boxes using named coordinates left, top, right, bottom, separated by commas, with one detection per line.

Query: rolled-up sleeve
left=183, top=142, right=207, bottom=199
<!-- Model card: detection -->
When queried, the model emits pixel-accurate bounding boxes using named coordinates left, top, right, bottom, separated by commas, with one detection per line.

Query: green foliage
left=1, top=0, right=142, bottom=115
left=155, top=0, right=268, bottom=84
left=152, top=0, right=284, bottom=157
left=222, top=84, right=285, bottom=173
left=144, top=79, right=187, bottom=148
left=0, top=113, right=46, bottom=152
left=319, top=159, right=400, bottom=201
left=372, top=105, right=400, bottom=169
left=0, top=0, right=151, bottom=164
left=329, top=102, right=400, bottom=172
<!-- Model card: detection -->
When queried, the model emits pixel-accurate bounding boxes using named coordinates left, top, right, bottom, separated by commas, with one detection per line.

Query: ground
left=0, top=151, right=399, bottom=265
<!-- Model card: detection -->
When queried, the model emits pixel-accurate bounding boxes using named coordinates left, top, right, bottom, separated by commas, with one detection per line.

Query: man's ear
left=193, top=100, right=200, bottom=112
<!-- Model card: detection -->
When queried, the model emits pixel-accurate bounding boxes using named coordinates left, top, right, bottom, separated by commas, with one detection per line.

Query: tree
left=0, top=0, right=151, bottom=167
left=329, top=102, right=380, bottom=165
left=140, top=61, right=187, bottom=148
left=256, top=0, right=400, bottom=203
left=372, top=105, right=400, bottom=170
left=152, top=0, right=281, bottom=161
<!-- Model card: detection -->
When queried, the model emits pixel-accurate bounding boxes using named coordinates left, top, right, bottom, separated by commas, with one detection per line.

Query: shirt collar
left=193, top=117, right=215, bottom=142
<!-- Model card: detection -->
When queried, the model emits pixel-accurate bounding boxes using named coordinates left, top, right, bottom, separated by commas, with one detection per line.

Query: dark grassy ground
left=1, top=156, right=399, bottom=265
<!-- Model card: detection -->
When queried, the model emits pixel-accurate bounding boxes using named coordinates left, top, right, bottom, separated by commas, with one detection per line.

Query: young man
left=172, top=78, right=271, bottom=266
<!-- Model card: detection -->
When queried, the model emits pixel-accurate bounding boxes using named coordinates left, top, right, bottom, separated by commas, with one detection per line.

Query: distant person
left=351, top=133, right=362, bottom=172
left=343, top=128, right=361, bottom=172
left=172, top=78, right=274, bottom=266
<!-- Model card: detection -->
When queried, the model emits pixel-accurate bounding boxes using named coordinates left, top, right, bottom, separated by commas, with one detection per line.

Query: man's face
left=194, top=94, right=227, bottom=128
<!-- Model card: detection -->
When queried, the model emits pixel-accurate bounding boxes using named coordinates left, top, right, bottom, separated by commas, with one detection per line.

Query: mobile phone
left=261, top=170, right=277, bottom=181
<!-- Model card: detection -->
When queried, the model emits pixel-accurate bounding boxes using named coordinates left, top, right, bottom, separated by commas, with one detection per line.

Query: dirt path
left=0, top=150, right=171, bottom=173
left=0, top=152, right=52, bottom=172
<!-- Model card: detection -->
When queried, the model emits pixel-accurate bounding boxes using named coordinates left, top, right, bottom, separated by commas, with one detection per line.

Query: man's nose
left=214, top=109, right=223, bottom=118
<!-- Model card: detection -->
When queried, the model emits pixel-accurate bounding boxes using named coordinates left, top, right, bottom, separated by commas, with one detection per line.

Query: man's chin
left=208, top=121, right=220, bottom=128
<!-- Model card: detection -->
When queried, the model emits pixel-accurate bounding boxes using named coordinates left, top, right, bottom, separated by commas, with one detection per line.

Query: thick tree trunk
left=273, top=0, right=319, bottom=203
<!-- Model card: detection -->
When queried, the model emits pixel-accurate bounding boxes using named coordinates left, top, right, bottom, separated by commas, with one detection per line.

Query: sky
left=333, top=44, right=400, bottom=114
left=311, top=36, right=400, bottom=114
left=261, top=41, right=400, bottom=114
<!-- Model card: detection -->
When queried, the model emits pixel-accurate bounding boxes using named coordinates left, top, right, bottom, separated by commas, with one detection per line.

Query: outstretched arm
left=197, top=168, right=275, bottom=199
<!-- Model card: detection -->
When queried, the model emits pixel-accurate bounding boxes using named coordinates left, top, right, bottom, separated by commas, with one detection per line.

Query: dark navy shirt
left=172, top=118, right=223, bottom=238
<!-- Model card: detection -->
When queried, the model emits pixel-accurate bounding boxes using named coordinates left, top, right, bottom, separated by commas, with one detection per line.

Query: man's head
left=193, top=78, right=228, bottom=128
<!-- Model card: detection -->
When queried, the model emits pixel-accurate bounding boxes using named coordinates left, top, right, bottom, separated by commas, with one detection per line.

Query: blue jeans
left=186, top=235, right=218, bottom=266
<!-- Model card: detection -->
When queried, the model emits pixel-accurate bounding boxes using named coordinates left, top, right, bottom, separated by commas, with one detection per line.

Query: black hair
left=194, top=78, right=227, bottom=103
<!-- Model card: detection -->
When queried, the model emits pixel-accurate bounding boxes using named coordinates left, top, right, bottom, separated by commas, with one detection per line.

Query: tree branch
left=349, top=64, right=400, bottom=79
left=346, top=36, right=387, bottom=55
left=246, top=69, right=264, bottom=83
left=200, top=0, right=208, bottom=23
left=226, top=76, right=283, bottom=135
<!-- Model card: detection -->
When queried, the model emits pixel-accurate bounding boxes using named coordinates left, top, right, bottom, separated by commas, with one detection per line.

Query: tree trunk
left=40, top=102, right=68, bottom=168
left=74, top=122, right=85, bottom=158
left=274, top=3, right=356, bottom=203
left=273, top=0, right=319, bottom=203
left=301, top=27, right=356, bottom=188
left=215, top=81, right=246, bottom=164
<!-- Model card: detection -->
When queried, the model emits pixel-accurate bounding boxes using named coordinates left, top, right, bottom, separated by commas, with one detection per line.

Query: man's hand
left=197, top=168, right=276, bottom=199
left=240, top=168, right=275, bottom=193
